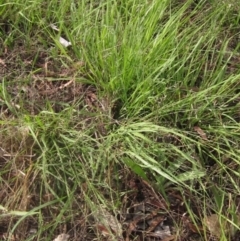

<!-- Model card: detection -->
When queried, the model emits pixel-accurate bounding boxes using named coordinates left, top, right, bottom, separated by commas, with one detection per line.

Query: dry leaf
left=194, top=126, right=208, bottom=140
left=161, top=235, right=176, bottom=241
left=204, top=214, right=221, bottom=238
left=150, top=224, right=172, bottom=239
left=0, top=58, right=6, bottom=67
left=53, top=233, right=70, bottom=241
left=146, top=216, right=165, bottom=232
left=96, top=224, right=111, bottom=237
left=95, top=207, right=123, bottom=239
left=204, top=213, right=240, bottom=238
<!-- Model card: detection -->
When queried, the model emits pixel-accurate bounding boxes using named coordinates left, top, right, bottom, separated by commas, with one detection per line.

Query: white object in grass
left=50, top=24, right=72, bottom=47
left=59, top=36, right=71, bottom=47
left=53, top=233, right=70, bottom=241
left=50, top=23, right=59, bottom=31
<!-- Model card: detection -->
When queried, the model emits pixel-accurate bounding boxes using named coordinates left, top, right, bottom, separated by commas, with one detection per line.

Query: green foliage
left=1, top=0, right=240, bottom=239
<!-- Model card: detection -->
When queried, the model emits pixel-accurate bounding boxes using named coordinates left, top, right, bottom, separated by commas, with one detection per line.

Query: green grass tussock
left=1, top=0, right=240, bottom=240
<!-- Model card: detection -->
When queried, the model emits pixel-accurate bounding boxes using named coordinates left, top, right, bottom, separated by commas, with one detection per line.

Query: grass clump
left=1, top=0, right=240, bottom=240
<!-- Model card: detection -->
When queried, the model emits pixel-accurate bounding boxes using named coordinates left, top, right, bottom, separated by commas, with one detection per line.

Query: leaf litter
left=53, top=233, right=70, bottom=241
